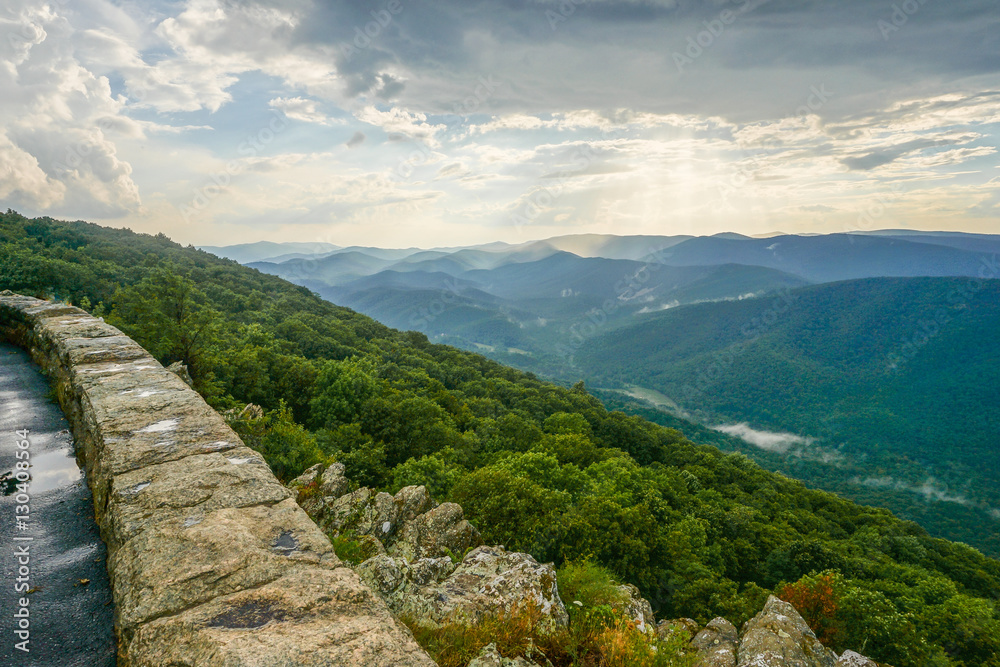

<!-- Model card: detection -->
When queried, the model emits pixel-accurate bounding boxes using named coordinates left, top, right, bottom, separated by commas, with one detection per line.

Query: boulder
left=317, top=462, right=351, bottom=499
left=357, top=546, right=568, bottom=629
left=835, top=651, right=878, bottom=667
left=395, top=484, right=434, bottom=523
left=616, top=583, right=656, bottom=632
left=287, top=470, right=481, bottom=562
left=355, top=554, right=457, bottom=609
left=657, top=617, right=701, bottom=643
left=290, top=462, right=352, bottom=518
left=466, top=643, right=544, bottom=667
left=738, top=596, right=835, bottom=667
left=289, top=463, right=324, bottom=489
left=691, top=617, right=739, bottom=667
left=391, top=501, right=482, bottom=561
left=166, top=360, right=194, bottom=387
left=330, top=488, right=400, bottom=539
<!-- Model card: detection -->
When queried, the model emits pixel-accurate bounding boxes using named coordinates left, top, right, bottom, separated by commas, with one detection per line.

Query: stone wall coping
left=0, top=293, right=436, bottom=667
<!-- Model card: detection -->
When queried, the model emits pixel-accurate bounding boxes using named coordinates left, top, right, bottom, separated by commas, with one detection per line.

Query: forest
left=573, top=277, right=1000, bottom=557
left=2, top=210, right=999, bottom=666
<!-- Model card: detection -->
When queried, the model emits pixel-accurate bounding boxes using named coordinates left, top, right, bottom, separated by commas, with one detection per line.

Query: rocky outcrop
left=291, top=463, right=481, bottom=561
left=657, top=617, right=701, bottom=642
left=835, top=651, right=878, bottom=667
left=0, top=294, right=435, bottom=667
left=288, top=463, right=881, bottom=667
left=616, top=583, right=656, bottom=632
left=289, top=465, right=568, bottom=631
left=357, top=546, right=568, bottom=629
left=661, top=602, right=877, bottom=667
left=467, top=643, right=546, bottom=667
left=691, top=617, right=739, bottom=667
left=737, top=596, right=836, bottom=667
left=395, top=501, right=483, bottom=562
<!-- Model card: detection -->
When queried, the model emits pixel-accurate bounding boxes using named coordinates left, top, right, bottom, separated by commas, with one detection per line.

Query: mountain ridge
left=6, top=212, right=1000, bottom=666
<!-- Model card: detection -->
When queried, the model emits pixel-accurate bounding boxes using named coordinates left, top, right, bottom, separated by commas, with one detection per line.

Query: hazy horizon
left=197, top=227, right=1000, bottom=254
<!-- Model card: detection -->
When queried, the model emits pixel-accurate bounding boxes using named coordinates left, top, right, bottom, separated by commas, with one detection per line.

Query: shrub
left=557, top=560, right=628, bottom=620
left=330, top=533, right=369, bottom=565
left=403, top=598, right=695, bottom=667
left=778, top=571, right=842, bottom=644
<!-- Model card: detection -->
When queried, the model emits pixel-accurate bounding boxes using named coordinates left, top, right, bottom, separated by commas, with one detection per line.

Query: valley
left=233, top=231, right=1000, bottom=556
left=4, top=212, right=1000, bottom=666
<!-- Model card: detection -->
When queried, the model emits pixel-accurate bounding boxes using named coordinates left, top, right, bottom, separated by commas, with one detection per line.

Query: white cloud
left=0, top=0, right=141, bottom=216
left=355, top=106, right=446, bottom=147
left=856, top=476, right=972, bottom=506
left=713, top=423, right=815, bottom=454
left=1, top=0, right=998, bottom=244
left=269, top=97, right=341, bottom=126
left=0, top=130, right=65, bottom=207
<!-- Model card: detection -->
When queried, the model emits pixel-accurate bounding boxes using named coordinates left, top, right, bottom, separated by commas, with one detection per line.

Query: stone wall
left=0, top=293, right=437, bottom=667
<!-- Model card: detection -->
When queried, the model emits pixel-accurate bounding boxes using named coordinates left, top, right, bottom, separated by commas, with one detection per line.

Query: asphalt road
left=0, top=343, right=116, bottom=667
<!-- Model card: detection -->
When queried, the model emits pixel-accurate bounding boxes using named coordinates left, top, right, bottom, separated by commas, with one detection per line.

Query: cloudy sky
left=1, top=0, right=998, bottom=247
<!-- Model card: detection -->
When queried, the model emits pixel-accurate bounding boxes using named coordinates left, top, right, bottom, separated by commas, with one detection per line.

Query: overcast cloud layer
left=1, top=0, right=997, bottom=246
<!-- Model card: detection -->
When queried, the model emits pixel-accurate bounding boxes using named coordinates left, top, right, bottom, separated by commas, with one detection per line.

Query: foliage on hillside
left=2, top=211, right=999, bottom=666
left=576, top=277, right=1000, bottom=557
left=595, top=391, right=1000, bottom=561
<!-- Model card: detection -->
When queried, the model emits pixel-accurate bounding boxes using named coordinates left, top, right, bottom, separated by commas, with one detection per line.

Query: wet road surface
left=0, top=342, right=116, bottom=666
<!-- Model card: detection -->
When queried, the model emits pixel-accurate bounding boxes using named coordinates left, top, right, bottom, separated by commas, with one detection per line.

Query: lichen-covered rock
left=166, top=360, right=194, bottom=387
left=327, top=488, right=402, bottom=540
left=691, top=617, right=738, bottom=667
left=443, top=546, right=567, bottom=626
left=288, top=470, right=479, bottom=561
left=466, top=642, right=544, bottom=667
left=395, top=484, right=433, bottom=523
left=657, top=617, right=701, bottom=642
left=616, top=583, right=656, bottom=632
left=738, top=596, right=835, bottom=667
left=392, top=501, right=482, bottom=561
left=289, top=463, right=324, bottom=489
left=355, top=553, right=457, bottom=606
left=835, top=651, right=878, bottom=667
left=290, top=462, right=352, bottom=517
left=358, top=546, right=568, bottom=629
